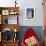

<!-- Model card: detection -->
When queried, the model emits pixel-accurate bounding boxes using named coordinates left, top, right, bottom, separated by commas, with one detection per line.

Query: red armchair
left=21, top=28, right=41, bottom=46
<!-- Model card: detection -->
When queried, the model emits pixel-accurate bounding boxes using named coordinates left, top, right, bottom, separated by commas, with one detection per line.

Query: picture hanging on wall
left=25, top=7, right=35, bottom=20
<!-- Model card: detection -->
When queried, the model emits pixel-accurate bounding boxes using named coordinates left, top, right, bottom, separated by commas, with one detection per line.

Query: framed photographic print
left=25, top=7, right=35, bottom=20
left=2, top=10, right=9, bottom=15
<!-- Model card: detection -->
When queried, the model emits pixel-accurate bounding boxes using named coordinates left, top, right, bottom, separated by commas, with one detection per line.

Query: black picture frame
left=25, top=7, right=35, bottom=20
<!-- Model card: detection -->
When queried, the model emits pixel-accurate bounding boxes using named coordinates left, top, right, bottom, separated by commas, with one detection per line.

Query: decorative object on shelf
left=13, top=32, right=18, bottom=41
left=2, top=16, right=8, bottom=24
left=0, top=10, right=2, bottom=15
left=5, top=18, right=8, bottom=24
left=10, top=10, right=15, bottom=15
left=25, top=7, right=35, bottom=20
left=1, top=27, right=19, bottom=41
left=2, top=10, right=9, bottom=15
left=9, top=10, right=18, bottom=15
left=13, top=28, right=18, bottom=41
left=2, top=28, right=13, bottom=41
left=14, top=28, right=17, bottom=32
left=15, top=0, right=17, bottom=7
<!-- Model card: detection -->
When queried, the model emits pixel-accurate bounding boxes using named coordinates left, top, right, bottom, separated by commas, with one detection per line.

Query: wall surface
left=0, top=0, right=44, bottom=26
left=18, top=0, right=44, bottom=26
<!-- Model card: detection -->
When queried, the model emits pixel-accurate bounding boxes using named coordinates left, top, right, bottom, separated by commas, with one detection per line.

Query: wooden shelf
left=0, top=7, right=20, bottom=46
left=1, top=40, right=19, bottom=46
left=2, top=40, right=19, bottom=42
left=0, top=7, right=19, bottom=11
left=0, top=24, right=20, bottom=32
left=0, top=7, right=19, bottom=24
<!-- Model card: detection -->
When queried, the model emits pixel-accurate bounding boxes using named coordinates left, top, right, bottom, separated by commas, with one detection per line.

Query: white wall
left=0, top=0, right=43, bottom=26
left=17, top=0, right=44, bottom=26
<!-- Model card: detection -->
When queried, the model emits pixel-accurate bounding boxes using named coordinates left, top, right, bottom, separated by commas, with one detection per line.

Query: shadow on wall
left=18, top=26, right=43, bottom=44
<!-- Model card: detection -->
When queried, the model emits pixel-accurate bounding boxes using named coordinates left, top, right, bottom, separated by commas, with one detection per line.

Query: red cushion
left=21, top=28, right=41, bottom=46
